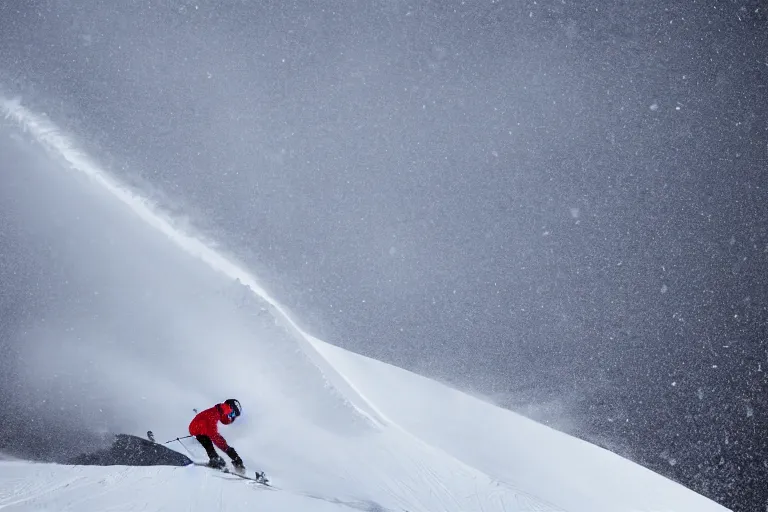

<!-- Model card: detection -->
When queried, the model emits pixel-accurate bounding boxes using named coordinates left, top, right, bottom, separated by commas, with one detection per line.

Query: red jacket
left=188, top=403, right=235, bottom=451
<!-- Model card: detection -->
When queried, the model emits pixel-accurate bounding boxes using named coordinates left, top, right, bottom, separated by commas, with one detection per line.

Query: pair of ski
left=192, top=461, right=272, bottom=487
left=146, top=430, right=272, bottom=488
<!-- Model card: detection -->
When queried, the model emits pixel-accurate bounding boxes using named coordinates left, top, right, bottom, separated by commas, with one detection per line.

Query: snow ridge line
left=0, top=95, right=388, bottom=428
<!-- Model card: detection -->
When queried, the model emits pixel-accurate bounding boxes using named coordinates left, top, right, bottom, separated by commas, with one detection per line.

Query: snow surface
left=0, top=97, right=731, bottom=512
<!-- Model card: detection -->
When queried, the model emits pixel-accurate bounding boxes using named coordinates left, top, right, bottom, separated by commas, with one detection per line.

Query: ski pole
left=175, top=438, right=195, bottom=458
left=146, top=431, right=194, bottom=444
left=164, top=435, right=193, bottom=444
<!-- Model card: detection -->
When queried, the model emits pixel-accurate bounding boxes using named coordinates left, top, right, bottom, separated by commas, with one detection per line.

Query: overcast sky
left=1, top=1, right=766, bottom=510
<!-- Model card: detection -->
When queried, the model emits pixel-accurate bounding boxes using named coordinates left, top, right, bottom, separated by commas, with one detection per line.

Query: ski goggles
left=227, top=409, right=237, bottom=420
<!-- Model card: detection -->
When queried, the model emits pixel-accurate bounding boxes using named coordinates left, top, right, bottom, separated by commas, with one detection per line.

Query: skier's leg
left=195, top=435, right=217, bottom=458
left=196, top=435, right=225, bottom=468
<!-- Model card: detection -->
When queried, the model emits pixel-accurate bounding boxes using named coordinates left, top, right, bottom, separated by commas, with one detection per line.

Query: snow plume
left=1, top=95, right=278, bottom=315
left=0, top=96, right=385, bottom=453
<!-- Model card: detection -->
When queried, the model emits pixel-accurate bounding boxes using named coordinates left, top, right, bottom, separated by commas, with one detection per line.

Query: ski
left=192, top=462, right=273, bottom=487
left=147, top=430, right=272, bottom=487
left=221, top=467, right=271, bottom=486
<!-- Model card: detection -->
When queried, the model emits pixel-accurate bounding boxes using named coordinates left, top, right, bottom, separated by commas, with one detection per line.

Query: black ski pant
left=195, top=435, right=219, bottom=460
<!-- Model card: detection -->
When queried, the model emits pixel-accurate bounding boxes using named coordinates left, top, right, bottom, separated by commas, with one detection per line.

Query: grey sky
left=1, top=2, right=766, bottom=510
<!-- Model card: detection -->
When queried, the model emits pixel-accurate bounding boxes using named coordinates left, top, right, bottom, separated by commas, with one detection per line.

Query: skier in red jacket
left=188, top=399, right=244, bottom=470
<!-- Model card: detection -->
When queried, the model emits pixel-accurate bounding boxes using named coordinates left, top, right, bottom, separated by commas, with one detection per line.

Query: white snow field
left=0, top=97, right=731, bottom=512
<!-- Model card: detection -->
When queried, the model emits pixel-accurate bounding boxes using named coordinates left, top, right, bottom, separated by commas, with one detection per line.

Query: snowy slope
left=0, top=97, right=731, bottom=512
left=0, top=339, right=732, bottom=512
left=311, top=337, right=732, bottom=512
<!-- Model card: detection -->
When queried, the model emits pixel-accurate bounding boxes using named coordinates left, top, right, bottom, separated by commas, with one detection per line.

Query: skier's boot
left=208, top=455, right=226, bottom=469
left=232, top=459, right=245, bottom=475
left=226, top=447, right=245, bottom=474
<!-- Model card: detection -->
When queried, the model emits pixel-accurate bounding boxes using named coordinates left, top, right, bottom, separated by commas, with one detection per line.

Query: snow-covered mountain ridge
left=0, top=97, right=731, bottom=512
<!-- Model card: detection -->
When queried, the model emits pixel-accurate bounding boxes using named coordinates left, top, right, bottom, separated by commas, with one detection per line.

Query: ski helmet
left=224, top=399, right=241, bottom=418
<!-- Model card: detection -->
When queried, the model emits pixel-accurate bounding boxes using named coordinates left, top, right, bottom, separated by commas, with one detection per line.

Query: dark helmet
left=224, top=399, right=241, bottom=419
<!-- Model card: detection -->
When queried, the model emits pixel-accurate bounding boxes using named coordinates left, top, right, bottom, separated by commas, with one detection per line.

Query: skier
left=188, top=399, right=245, bottom=471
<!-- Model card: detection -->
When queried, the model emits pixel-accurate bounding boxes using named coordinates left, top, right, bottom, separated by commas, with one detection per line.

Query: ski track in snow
left=0, top=96, right=732, bottom=512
